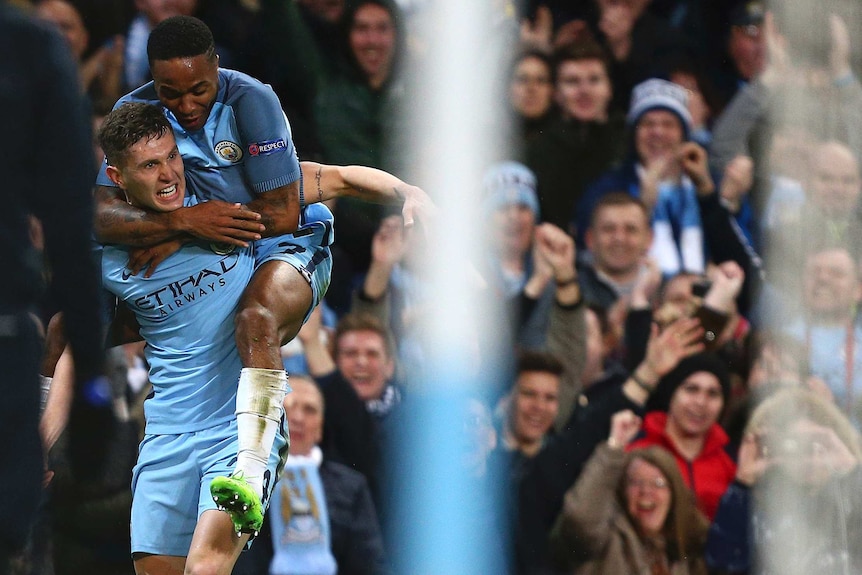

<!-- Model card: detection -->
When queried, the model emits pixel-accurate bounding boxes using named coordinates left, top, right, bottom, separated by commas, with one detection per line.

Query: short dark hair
left=589, top=192, right=650, bottom=229
left=516, top=350, right=564, bottom=378
left=334, top=312, right=394, bottom=359
left=147, top=16, right=216, bottom=65
left=98, top=102, right=172, bottom=168
left=553, top=38, right=610, bottom=77
left=511, top=49, right=555, bottom=85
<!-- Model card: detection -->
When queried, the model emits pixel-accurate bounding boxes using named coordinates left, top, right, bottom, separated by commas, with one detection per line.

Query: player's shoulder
left=219, top=67, right=265, bottom=88
left=218, top=67, right=277, bottom=104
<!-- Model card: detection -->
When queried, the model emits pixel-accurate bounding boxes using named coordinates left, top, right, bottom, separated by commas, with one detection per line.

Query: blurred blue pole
left=393, top=0, right=518, bottom=572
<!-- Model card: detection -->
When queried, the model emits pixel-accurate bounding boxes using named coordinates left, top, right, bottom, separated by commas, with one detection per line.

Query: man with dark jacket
left=0, top=2, right=105, bottom=568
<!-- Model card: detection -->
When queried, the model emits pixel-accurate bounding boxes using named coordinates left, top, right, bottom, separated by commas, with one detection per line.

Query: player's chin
left=179, top=117, right=204, bottom=131
left=152, top=196, right=184, bottom=212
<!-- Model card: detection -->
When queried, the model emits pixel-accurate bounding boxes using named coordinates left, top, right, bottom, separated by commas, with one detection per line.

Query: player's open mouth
left=180, top=116, right=202, bottom=129
left=157, top=184, right=178, bottom=199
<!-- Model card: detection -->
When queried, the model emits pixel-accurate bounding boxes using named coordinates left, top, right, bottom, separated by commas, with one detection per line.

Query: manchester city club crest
left=214, top=140, right=243, bottom=163
left=209, top=242, right=236, bottom=255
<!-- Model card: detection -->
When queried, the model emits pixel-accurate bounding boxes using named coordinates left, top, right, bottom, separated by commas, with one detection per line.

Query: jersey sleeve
left=233, top=79, right=301, bottom=194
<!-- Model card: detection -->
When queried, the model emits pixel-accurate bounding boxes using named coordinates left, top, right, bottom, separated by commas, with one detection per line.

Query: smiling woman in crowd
left=550, top=410, right=709, bottom=575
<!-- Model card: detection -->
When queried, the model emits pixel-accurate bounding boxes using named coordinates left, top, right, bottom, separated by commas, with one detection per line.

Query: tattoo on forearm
left=316, top=166, right=323, bottom=203
left=259, top=213, right=276, bottom=232
left=101, top=206, right=148, bottom=242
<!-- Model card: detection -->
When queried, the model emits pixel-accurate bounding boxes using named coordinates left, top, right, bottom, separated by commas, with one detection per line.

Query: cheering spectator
left=550, top=410, right=709, bottom=575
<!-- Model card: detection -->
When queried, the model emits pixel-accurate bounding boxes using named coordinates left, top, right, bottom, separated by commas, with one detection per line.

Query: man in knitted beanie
left=647, top=351, right=731, bottom=413
left=630, top=351, right=736, bottom=519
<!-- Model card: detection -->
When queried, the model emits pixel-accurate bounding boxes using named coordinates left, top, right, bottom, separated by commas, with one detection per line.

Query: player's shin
left=211, top=368, right=288, bottom=534
left=234, top=367, right=288, bottom=497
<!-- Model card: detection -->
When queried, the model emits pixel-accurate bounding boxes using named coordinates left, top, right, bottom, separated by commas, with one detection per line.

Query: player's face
left=335, top=330, right=394, bottom=402
left=107, top=131, right=186, bottom=212
left=285, top=379, right=324, bottom=457
left=151, top=54, right=219, bottom=132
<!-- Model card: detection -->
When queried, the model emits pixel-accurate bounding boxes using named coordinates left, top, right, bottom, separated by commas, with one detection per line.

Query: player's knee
left=235, top=305, right=278, bottom=342
left=46, top=312, right=66, bottom=343
left=184, top=557, right=226, bottom=575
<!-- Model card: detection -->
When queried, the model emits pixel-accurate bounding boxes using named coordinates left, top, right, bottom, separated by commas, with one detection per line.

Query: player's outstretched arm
left=300, top=162, right=436, bottom=227
left=94, top=185, right=265, bottom=247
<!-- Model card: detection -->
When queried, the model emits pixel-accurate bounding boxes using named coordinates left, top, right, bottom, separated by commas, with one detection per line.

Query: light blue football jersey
left=101, top=209, right=254, bottom=434
left=97, top=68, right=301, bottom=204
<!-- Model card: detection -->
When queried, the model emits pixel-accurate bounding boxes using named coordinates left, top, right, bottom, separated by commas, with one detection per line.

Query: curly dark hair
left=98, top=102, right=172, bottom=167
left=147, top=15, right=216, bottom=64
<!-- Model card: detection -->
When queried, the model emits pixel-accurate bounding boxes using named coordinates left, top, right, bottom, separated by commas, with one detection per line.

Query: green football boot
left=210, top=472, right=263, bottom=536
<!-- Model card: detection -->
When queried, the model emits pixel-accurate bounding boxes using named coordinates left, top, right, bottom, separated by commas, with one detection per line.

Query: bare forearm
left=40, top=346, right=75, bottom=452
left=302, top=162, right=406, bottom=205
left=95, top=186, right=180, bottom=245
left=622, top=361, right=660, bottom=406
left=362, top=260, right=395, bottom=300
left=246, top=181, right=301, bottom=236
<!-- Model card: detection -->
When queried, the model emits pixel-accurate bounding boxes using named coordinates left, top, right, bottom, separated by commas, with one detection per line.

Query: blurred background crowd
left=10, top=0, right=862, bottom=573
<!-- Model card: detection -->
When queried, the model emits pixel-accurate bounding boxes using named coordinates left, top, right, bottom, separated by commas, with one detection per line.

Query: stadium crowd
left=7, top=0, right=862, bottom=573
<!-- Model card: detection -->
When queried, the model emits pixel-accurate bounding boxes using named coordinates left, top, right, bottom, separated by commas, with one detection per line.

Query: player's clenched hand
left=128, top=238, right=185, bottom=278
left=172, top=201, right=264, bottom=246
